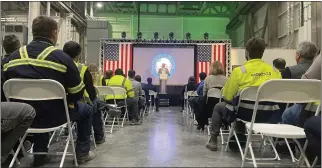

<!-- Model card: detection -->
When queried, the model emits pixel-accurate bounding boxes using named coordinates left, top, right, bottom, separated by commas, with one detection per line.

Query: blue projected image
left=151, top=54, right=176, bottom=78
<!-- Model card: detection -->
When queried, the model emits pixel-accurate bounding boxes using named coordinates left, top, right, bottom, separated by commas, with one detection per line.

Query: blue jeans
left=282, top=104, right=305, bottom=125
left=31, top=101, right=93, bottom=158
left=69, top=101, right=93, bottom=157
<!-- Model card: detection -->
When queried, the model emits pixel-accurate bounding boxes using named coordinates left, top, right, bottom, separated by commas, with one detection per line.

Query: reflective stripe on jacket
left=106, top=75, right=135, bottom=100
left=75, top=62, right=93, bottom=105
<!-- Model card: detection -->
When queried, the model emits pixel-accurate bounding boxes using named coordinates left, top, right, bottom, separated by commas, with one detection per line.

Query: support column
left=267, top=2, right=279, bottom=48
left=0, top=1, right=2, bottom=57
left=79, top=27, right=86, bottom=63
left=28, top=2, right=41, bottom=43
left=90, top=2, right=94, bottom=18
left=47, top=2, right=51, bottom=16
left=311, top=2, right=321, bottom=50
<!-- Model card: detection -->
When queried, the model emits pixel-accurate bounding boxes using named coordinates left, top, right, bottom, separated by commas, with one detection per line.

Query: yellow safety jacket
left=105, top=75, right=135, bottom=100
left=74, top=61, right=93, bottom=105
left=222, top=59, right=282, bottom=102
left=95, top=75, right=104, bottom=86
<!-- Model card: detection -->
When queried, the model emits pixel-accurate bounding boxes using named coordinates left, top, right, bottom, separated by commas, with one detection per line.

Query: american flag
left=196, top=44, right=227, bottom=83
left=103, top=43, right=132, bottom=75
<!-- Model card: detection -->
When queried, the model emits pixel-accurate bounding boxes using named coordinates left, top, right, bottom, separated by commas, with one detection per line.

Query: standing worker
left=1, top=16, right=96, bottom=166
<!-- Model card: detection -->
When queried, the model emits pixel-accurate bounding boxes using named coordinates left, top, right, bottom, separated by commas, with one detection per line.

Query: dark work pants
left=33, top=101, right=94, bottom=157
left=92, top=99, right=105, bottom=141
left=304, top=116, right=321, bottom=163
left=1, top=102, right=36, bottom=163
left=146, top=96, right=159, bottom=110
left=209, top=102, right=249, bottom=136
left=117, top=98, right=139, bottom=120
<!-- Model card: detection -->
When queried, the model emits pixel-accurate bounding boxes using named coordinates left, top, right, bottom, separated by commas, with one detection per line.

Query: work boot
left=95, top=137, right=106, bottom=145
left=206, top=135, right=218, bottom=151
left=33, top=155, right=51, bottom=167
left=130, top=119, right=137, bottom=125
left=77, top=151, right=96, bottom=164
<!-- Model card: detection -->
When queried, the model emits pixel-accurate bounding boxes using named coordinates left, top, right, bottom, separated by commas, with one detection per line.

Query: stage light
left=204, top=32, right=209, bottom=40
left=137, top=32, right=142, bottom=40
left=169, top=32, right=174, bottom=40
left=154, top=32, right=159, bottom=40
left=121, top=32, right=126, bottom=39
left=96, top=3, right=103, bottom=8
left=186, top=32, right=191, bottom=40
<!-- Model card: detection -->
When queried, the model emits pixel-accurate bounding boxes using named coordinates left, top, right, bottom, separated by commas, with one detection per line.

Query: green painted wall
left=95, top=13, right=230, bottom=40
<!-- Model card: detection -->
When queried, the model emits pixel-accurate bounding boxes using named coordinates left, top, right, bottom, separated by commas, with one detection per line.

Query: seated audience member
left=304, top=116, right=321, bottom=163
left=188, top=72, right=207, bottom=113
left=64, top=41, right=105, bottom=145
left=143, top=77, right=160, bottom=112
left=2, top=35, right=21, bottom=59
left=206, top=37, right=282, bottom=151
left=181, top=76, right=198, bottom=112
left=106, top=68, right=141, bottom=124
left=128, top=70, right=144, bottom=115
left=302, top=54, right=321, bottom=80
left=282, top=54, right=321, bottom=126
left=1, top=102, right=36, bottom=164
left=128, top=70, right=142, bottom=101
left=195, top=61, right=228, bottom=130
left=88, top=63, right=106, bottom=86
left=279, top=42, right=317, bottom=117
left=105, top=70, right=113, bottom=83
left=196, top=72, right=207, bottom=96
left=273, top=58, right=286, bottom=72
left=1, top=16, right=96, bottom=165
left=281, top=41, right=317, bottom=79
left=1, top=35, right=21, bottom=101
left=134, top=75, right=146, bottom=112
left=202, top=61, right=228, bottom=96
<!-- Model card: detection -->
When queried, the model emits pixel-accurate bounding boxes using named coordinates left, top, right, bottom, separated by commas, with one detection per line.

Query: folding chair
left=239, top=79, right=320, bottom=167
left=205, top=87, right=228, bottom=145
left=110, top=87, right=130, bottom=126
left=148, top=90, right=157, bottom=113
left=95, top=86, right=123, bottom=133
left=3, top=79, right=78, bottom=168
left=186, top=91, right=199, bottom=121
left=225, top=86, right=278, bottom=164
left=140, top=91, right=147, bottom=118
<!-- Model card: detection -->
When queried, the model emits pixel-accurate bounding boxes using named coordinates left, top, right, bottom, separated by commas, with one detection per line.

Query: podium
left=159, top=74, right=168, bottom=94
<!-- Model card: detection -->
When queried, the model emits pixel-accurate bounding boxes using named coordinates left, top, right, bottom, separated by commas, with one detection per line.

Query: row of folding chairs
left=95, top=86, right=158, bottom=133
left=224, top=79, right=320, bottom=167
left=183, top=87, right=229, bottom=145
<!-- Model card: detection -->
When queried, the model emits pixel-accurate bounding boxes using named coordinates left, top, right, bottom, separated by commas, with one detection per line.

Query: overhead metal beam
left=133, top=2, right=138, bottom=14
left=197, top=2, right=207, bottom=15
left=55, top=2, right=86, bottom=27
left=176, top=2, right=180, bottom=15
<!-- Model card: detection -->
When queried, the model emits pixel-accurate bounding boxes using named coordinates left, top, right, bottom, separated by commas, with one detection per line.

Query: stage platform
left=155, top=85, right=184, bottom=106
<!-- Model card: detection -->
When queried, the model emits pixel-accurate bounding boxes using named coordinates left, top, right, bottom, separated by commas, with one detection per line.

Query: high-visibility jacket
left=75, top=62, right=93, bottom=105
left=106, top=75, right=135, bottom=100
left=95, top=75, right=104, bottom=86
left=222, top=59, right=282, bottom=123
left=1, top=38, right=84, bottom=128
left=222, top=59, right=282, bottom=102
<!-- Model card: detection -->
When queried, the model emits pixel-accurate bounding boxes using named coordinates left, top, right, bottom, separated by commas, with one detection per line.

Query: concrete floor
left=12, top=106, right=295, bottom=167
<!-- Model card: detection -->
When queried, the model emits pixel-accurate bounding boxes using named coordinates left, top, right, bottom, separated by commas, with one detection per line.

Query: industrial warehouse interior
left=0, top=1, right=321, bottom=168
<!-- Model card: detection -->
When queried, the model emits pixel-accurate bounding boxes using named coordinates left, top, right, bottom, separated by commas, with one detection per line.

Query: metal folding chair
left=3, top=79, right=78, bottom=168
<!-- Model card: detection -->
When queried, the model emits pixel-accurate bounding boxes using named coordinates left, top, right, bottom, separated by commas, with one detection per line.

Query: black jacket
left=1, top=37, right=84, bottom=128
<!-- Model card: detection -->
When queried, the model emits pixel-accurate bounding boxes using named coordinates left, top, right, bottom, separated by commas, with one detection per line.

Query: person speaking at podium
left=158, top=63, right=170, bottom=94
